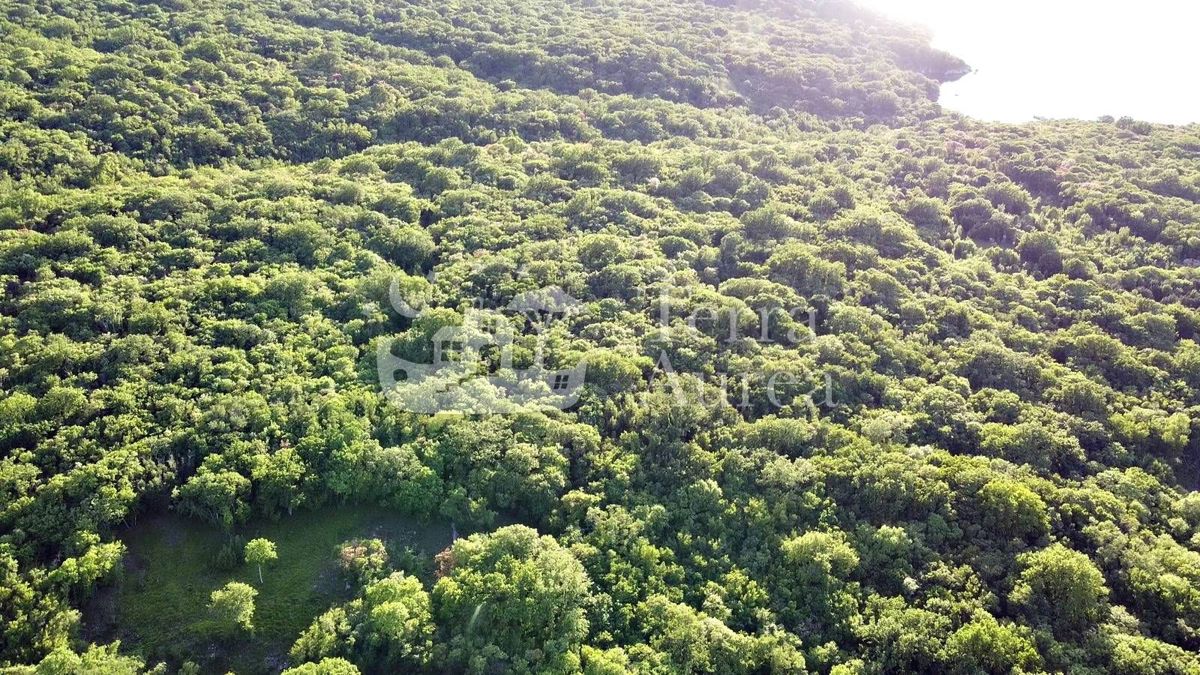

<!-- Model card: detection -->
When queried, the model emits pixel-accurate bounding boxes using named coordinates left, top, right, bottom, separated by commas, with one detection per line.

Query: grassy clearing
left=86, top=506, right=454, bottom=673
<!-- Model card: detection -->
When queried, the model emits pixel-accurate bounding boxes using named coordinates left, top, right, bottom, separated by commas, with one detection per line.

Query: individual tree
left=281, top=658, right=362, bottom=675
left=1120, top=534, right=1200, bottom=647
left=977, top=479, right=1050, bottom=542
left=1016, top=231, right=1063, bottom=276
left=245, top=538, right=278, bottom=585
left=173, top=469, right=252, bottom=530
left=772, top=530, right=861, bottom=643
left=1010, top=544, right=1108, bottom=637
left=942, top=612, right=1040, bottom=674
left=1108, top=633, right=1200, bottom=675
left=291, top=606, right=355, bottom=665
left=30, top=644, right=145, bottom=675
left=433, top=525, right=593, bottom=671
left=337, top=538, right=389, bottom=586
left=209, top=582, right=258, bottom=634
left=251, top=448, right=307, bottom=518
left=290, top=573, right=434, bottom=671
left=637, top=594, right=756, bottom=673
left=857, top=597, right=951, bottom=673
left=360, top=573, right=435, bottom=669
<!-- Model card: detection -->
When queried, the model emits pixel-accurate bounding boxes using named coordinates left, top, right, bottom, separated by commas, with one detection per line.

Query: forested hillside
left=3, top=0, right=1200, bottom=672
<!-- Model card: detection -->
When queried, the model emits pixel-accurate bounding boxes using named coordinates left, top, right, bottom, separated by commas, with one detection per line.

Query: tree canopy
left=1, top=0, right=1200, bottom=672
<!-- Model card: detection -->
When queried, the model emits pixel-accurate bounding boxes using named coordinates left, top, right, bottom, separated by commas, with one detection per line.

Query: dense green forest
left=2, top=0, right=1200, bottom=672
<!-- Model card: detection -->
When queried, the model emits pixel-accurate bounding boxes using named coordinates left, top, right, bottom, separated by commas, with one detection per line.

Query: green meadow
left=87, top=507, right=454, bottom=673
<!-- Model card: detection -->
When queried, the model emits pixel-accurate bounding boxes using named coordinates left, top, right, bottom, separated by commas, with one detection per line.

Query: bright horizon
left=855, top=0, right=1200, bottom=125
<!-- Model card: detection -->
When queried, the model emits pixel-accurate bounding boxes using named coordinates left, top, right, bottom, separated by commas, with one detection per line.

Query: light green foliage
left=636, top=594, right=805, bottom=674
left=21, top=644, right=144, bottom=675
left=244, top=538, right=278, bottom=584
left=433, top=525, right=592, bottom=671
left=977, top=479, right=1050, bottom=541
left=1108, top=633, right=1200, bottom=675
left=942, top=612, right=1040, bottom=674
left=281, top=657, right=362, bottom=675
left=1121, top=534, right=1200, bottom=646
left=291, top=571, right=436, bottom=671
left=209, top=582, right=258, bottom=634
left=774, top=531, right=861, bottom=640
left=360, top=574, right=435, bottom=669
left=1010, top=544, right=1109, bottom=636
